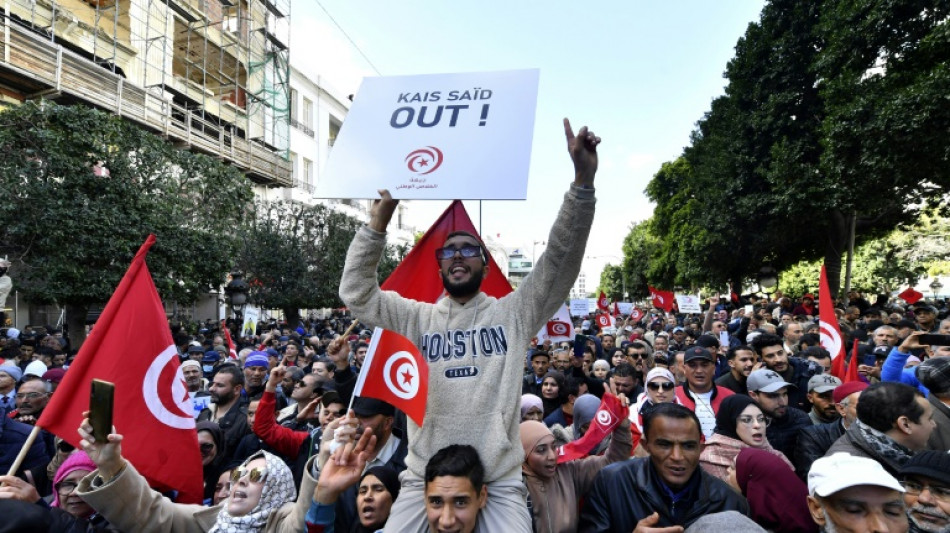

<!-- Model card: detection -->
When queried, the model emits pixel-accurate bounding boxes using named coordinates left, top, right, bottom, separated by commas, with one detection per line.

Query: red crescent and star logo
left=405, top=146, right=444, bottom=175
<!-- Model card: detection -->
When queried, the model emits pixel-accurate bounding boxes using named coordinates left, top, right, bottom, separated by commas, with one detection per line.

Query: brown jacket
left=928, top=393, right=950, bottom=452
left=77, top=460, right=315, bottom=533
left=523, top=419, right=632, bottom=533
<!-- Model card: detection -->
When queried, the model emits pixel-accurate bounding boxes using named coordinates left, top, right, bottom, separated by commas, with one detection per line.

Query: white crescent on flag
left=819, top=319, right=843, bottom=359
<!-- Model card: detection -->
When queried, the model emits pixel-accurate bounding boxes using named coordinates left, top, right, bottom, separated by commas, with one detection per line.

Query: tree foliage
left=236, top=201, right=407, bottom=324
left=635, top=0, right=950, bottom=295
left=0, top=101, right=252, bottom=343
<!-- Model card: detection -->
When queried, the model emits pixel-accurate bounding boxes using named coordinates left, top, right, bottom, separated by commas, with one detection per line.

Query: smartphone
left=89, top=379, right=115, bottom=442
left=573, top=334, right=587, bottom=358
left=919, top=334, right=950, bottom=346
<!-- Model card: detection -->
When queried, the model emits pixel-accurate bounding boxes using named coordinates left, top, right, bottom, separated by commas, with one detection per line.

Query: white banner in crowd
left=675, top=294, right=702, bottom=314
left=316, top=69, right=540, bottom=200
left=617, top=302, right=633, bottom=315
left=242, top=307, right=261, bottom=337
left=536, top=303, right=575, bottom=343
left=570, top=299, right=591, bottom=317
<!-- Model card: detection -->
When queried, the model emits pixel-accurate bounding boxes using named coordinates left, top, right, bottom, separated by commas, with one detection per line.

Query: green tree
left=237, top=201, right=407, bottom=325
left=0, top=102, right=252, bottom=347
left=642, top=0, right=950, bottom=294
left=598, top=264, right=624, bottom=302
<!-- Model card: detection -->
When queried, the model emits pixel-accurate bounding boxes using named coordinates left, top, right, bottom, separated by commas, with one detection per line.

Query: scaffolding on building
left=0, top=0, right=291, bottom=184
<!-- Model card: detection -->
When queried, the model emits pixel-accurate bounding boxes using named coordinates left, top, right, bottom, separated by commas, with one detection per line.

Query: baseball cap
left=832, top=380, right=868, bottom=404
left=672, top=326, right=685, bottom=333
left=187, top=344, right=204, bottom=353
left=914, top=304, right=938, bottom=314
left=581, top=320, right=591, bottom=330
left=683, top=346, right=714, bottom=364
left=807, top=374, right=841, bottom=393
left=695, top=335, right=719, bottom=349
left=809, top=453, right=904, bottom=497
left=747, top=369, right=796, bottom=393
left=351, top=397, right=395, bottom=417
left=899, top=450, right=950, bottom=486
left=202, top=350, right=221, bottom=363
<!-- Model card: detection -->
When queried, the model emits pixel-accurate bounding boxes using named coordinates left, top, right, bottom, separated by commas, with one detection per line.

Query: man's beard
left=441, top=267, right=484, bottom=298
left=211, top=390, right=233, bottom=404
left=908, top=504, right=950, bottom=533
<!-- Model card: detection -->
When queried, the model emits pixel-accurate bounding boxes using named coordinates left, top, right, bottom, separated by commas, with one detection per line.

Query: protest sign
left=675, top=294, right=702, bottom=314
left=570, top=299, right=591, bottom=317
left=316, top=69, right=540, bottom=200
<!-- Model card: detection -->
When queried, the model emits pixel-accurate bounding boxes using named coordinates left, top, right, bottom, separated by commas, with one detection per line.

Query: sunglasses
left=231, top=466, right=268, bottom=484
left=435, top=245, right=482, bottom=261
left=647, top=381, right=675, bottom=391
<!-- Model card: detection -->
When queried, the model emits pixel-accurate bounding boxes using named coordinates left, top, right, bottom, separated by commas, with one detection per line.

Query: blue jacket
left=0, top=409, right=49, bottom=476
left=881, top=347, right=929, bottom=395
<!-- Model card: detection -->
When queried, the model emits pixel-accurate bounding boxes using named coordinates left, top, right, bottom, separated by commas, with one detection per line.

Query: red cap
left=833, top=380, right=868, bottom=404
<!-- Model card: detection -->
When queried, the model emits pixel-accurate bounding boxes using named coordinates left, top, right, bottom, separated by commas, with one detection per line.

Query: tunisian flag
left=818, top=265, right=847, bottom=379
left=354, top=327, right=429, bottom=427
left=597, top=291, right=610, bottom=311
left=221, top=320, right=238, bottom=359
left=37, top=235, right=203, bottom=503
left=649, top=286, right=675, bottom=312
left=381, top=200, right=512, bottom=303
left=558, top=392, right=628, bottom=463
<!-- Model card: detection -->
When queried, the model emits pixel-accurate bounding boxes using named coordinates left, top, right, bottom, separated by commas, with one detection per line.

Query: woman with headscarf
left=520, top=412, right=631, bottom=533
left=50, top=451, right=119, bottom=531
left=539, top=370, right=567, bottom=419
left=699, top=394, right=793, bottom=480
left=196, top=421, right=228, bottom=504
left=521, top=394, right=544, bottom=422
left=726, top=447, right=818, bottom=533
left=75, top=414, right=313, bottom=533
left=628, top=368, right=681, bottom=457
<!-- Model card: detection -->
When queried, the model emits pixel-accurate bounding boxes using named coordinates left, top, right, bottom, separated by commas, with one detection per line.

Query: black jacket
left=826, top=423, right=906, bottom=477
left=780, top=357, right=822, bottom=413
left=578, top=457, right=749, bottom=532
left=793, top=420, right=846, bottom=479
left=765, top=405, right=811, bottom=460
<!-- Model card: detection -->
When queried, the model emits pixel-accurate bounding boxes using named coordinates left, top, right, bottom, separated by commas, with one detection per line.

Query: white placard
left=536, top=303, right=576, bottom=343
left=242, top=307, right=261, bottom=337
left=316, top=69, right=540, bottom=200
left=617, top=302, right=633, bottom=315
left=570, top=299, right=591, bottom=317
left=676, top=294, right=702, bottom=314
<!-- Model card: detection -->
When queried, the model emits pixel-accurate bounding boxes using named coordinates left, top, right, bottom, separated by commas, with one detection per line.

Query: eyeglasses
left=324, top=408, right=347, bottom=417
left=230, top=466, right=268, bottom=484
left=15, top=392, right=46, bottom=400
left=628, top=353, right=646, bottom=360
left=647, top=381, right=675, bottom=391
left=199, top=442, right=215, bottom=453
left=435, top=245, right=482, bottom=261
left=902, top=480, right=950, bottom=502
left=56, top=481, right=79, bottom=494
left=737, top=415, right=770, bottom=427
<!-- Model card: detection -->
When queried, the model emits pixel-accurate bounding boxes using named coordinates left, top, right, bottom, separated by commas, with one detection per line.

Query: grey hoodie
left=339, top=185, right=595, bottom=482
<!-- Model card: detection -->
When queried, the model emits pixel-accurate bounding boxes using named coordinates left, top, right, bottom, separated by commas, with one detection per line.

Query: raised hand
left=314, top=427, right=376, bottom=504
left=369, top=189, right=399, bottom=233
left=78, top=411, right=126, bottom=481
left=563, top=118, right=601, bottom=187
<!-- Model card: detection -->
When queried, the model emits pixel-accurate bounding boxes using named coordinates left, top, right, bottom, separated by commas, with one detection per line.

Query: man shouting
left=339, top=118, right=600, bottom=533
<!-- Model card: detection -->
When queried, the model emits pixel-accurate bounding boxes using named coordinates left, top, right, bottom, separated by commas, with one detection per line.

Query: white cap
left=808, top=453, right=904, bottom=497
left=581, top=320, right=591, bottom=329
left=646, top=367, right=675, bottom=384
left=24, top=360, right=48, bottom=378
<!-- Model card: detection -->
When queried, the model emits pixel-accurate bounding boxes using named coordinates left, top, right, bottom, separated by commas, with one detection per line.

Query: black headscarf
left=713, top=394, right=759, bottom=441
left=351, top=466, right=401, bottom=533
left=196, top=420, right=227, bottom=502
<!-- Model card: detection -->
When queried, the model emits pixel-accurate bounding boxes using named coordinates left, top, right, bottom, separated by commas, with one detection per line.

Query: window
left=302, top=97, right=313, bottom=130
left=290, top=152, right=298, bottom=181
left=290, top=89, right=298, bottom=122
left=302, top=158, right=313, bottom=191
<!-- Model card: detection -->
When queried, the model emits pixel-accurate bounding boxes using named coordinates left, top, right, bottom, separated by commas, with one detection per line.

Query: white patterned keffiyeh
left=209, top=450, right=296, bottom=533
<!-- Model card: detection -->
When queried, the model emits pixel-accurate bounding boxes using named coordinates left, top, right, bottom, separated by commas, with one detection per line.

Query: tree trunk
left=65, top=302, right=89, bottom=351
left=824, top=210, right=850, bottom=297
left=283, top=307, right=300, bottom=329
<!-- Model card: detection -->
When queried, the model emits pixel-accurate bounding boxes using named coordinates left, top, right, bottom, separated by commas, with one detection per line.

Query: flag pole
left=340, top=319, right=361, bottom=413
left=4, top=424, right=41, bottom=477
left=347, top=327, right=383, bottom=413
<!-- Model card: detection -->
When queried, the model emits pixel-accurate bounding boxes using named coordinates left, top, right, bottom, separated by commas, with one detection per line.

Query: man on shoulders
left=339, top=119, right=601, bottom=533
left=578, top=403, right=748, bottom=532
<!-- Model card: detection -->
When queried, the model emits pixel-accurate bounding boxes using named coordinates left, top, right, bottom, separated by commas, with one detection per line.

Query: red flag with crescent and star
left=597, top=291, right=610, bottom=312
left=221, top=320, right=238, bottom=359
left=557, top=392, right=628, bottom=463
left=381, top=201, right=512, bottom=303
left=818, top=265, right=846, bottom=378
left=649, top=286, right=675, bottom=312
left=37, top=235, right=203, bottom=503
left=354, top=327, right=429, bottom=427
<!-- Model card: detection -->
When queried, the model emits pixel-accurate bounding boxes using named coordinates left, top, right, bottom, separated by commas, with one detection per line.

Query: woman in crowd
left=629, top=368, right=678, bottom=434
left=726, top=447, right=817, bottom=533
left=520, top=406, right=632, bottom=533
left=75, top=414, right=314, bottom=533
left=540, top=370, right=567, bottom=419
left=608, top=348, right=625, bottom=370
left=590, top=360, right=610, bottom=380
left=196, top=421, right=229, bottom=504
left=699, top=395, right=793, bottom=480
left=521, top=394, right=544, bottom=422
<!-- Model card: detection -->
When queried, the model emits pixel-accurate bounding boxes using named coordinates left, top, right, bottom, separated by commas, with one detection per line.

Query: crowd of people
left=0, top=120, right=948, bottom=532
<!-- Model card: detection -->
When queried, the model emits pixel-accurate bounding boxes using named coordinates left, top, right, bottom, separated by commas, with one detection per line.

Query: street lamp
left=930, top=279, right=943, bottom=299
left=756, top=266, right=779, bottom=298
left=224, top=270, right=250, bottom=322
